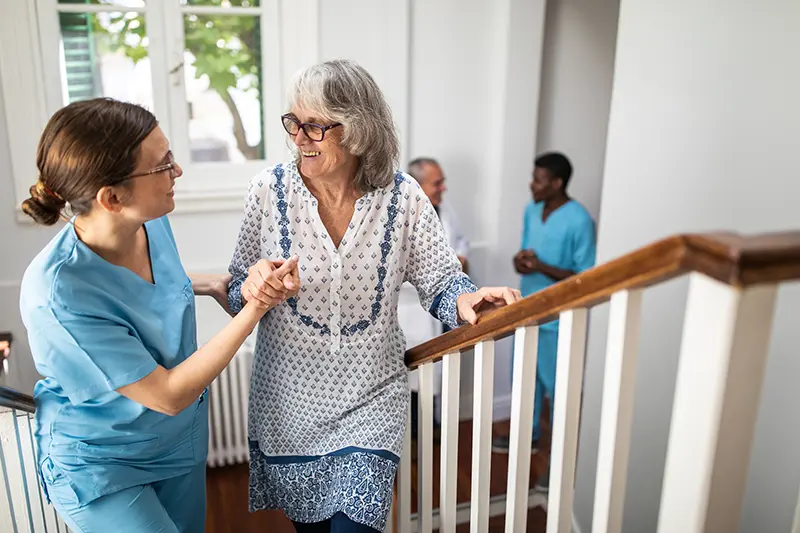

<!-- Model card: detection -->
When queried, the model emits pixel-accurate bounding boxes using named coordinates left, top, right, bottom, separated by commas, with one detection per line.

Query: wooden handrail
left=406, top=231, right=800, bottom=368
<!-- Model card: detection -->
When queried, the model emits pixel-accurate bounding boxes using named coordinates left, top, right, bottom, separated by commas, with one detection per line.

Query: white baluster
left=25, top=414, right=48, bottom=533
left=219, top=367, right=235, bottom=466
left=397, top=394, right=412, bottom=533
left=210, top=378, right=224, bottom=468
left=418, top=363, right=435, bottom=533
left=592, top=290, right=643, bottom=533
left=657, top=273, right=778, bottom=533
left=548, top=308, right=589, bottom=533
left=0, top=408, right=32, bottom=532
left=207, top=403, right=216, bottom=468
left=505, top=326, right=539, bottom=533
left=230, top=353, right=246, bottom=463
left=15, top=412, right=43, bottom=532
left=237, top=348, right=252, bottom=462
left=0, top=410, right=16, bottom=533
left=470, top=340, right=495, bottom=533
left=440, top=352, right=461, bottom=533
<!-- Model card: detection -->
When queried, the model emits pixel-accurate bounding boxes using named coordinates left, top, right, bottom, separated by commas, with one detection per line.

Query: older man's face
left=418, top=163, right=447, bottom=207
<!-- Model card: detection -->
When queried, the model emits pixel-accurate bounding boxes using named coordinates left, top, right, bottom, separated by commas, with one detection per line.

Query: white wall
left=471, top=0, right=622, bottom=405
left=0, top=79, right=60, bottom=393
left=0, top=0, right=546, bottom=399
left=574, top=0, right=800, bottom=531
left=536, top=0, right=620, bottom=220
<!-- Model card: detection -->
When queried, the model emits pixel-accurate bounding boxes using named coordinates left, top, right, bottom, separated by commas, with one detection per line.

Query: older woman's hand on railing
left=242, top=256, right=301, bottom=309
left=456, top=286, right=523, bottom=325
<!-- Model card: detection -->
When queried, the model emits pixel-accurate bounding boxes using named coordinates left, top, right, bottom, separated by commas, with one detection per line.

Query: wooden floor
left=457, top=508, right=548, bottom=533
left=206, top=417, right=551, bottom=533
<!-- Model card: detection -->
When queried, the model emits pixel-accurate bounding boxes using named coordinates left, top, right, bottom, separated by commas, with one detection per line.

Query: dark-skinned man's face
left=530, top=167, right=562, bottom=203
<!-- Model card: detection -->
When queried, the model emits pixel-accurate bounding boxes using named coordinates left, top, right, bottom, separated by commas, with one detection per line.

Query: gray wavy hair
left=287, top=59, right=400, bottom=191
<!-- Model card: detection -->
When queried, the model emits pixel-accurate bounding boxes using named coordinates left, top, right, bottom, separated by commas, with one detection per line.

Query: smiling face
left=121, top=126, right=183, bottom=220
left=286, top=106, right=358, bottom=181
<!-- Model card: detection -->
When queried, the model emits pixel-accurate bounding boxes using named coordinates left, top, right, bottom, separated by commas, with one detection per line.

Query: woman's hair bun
left=21, top=179, right=66, bottom=226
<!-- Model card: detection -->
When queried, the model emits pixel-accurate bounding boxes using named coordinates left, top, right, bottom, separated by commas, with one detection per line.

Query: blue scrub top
left=519, top=200, right=597, bottom=330
left=19, top=216, right=208, bottom=507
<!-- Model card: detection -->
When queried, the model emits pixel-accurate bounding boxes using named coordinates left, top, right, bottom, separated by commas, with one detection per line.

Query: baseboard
left=404, top=488, right=547, bottom=532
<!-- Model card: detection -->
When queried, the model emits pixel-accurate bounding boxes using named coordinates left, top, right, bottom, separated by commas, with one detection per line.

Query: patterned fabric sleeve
left=404, top=188, right=477, bottom=329
left=227, top=170, right=271, bottom=314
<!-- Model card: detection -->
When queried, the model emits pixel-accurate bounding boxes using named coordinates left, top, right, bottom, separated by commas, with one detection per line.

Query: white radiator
left=206, top=342, right=254, bottom=467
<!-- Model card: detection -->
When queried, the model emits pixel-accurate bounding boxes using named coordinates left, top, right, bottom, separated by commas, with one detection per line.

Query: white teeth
left=302, top=151, right=321, bottom=157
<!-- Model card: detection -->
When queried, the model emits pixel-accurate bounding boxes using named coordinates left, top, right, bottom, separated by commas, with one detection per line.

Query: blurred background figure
left=0, top=334, right=10, bottom=378
left=404, top=157, right=473, bottom=440
left=493, top=151, right=596, bottom=493
left=408, top=157, right=470, bottom=273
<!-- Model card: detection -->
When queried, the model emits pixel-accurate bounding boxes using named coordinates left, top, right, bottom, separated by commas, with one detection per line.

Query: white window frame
left=1, top=0, right=321, bottom=218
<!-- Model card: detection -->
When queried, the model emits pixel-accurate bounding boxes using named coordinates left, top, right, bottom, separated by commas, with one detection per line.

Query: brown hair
left=21, top=98, right=159, bottom=225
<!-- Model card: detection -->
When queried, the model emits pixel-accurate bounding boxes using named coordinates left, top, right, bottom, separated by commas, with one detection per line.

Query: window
left=1, top=0, right=319, bottom=215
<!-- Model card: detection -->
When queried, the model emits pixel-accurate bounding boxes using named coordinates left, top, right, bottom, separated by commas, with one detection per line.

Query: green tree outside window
left=88, top=0, right=265, bottom=160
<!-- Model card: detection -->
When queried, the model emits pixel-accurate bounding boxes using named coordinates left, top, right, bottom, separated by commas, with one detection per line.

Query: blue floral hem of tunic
left=249, top=440, right=398, bottom=531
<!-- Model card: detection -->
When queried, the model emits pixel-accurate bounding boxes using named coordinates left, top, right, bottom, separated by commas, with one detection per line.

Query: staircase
left=2, top=231, right=800, bottom=532
left=0, top=388, right=72, bottom=532
left=392, top=231, right=800, bottom=533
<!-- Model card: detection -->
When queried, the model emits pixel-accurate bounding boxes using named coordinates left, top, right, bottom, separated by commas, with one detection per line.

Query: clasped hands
left=242, top=256, right=301, bottom=310
left=514, top=249, right=538, bottom=274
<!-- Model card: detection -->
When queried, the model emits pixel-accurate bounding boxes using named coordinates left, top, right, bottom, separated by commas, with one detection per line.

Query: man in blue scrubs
left=493, top=152, right=596, bottom=476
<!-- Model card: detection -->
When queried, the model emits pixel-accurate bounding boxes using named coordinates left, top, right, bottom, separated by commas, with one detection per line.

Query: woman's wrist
left=240, top=299, right=270, bottom=323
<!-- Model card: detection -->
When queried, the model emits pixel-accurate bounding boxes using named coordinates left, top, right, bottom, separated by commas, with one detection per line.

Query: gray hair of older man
left=407, top=157, right=440, bottom=183
left=287, top=59, right=400, bottom=191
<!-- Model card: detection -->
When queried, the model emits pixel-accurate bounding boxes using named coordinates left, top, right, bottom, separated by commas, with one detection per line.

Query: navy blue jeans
left=292, top=512, right=380, bottom=533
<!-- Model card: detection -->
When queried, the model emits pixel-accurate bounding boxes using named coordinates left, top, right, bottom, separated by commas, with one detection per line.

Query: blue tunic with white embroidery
left=227, top=162, right=476, bottom=530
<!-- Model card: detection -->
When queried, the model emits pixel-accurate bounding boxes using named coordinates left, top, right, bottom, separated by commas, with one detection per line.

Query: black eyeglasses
left=281, top=114, right=342, bottom=142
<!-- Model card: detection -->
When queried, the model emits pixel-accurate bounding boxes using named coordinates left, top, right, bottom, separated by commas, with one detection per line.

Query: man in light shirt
left=404, top=157, right=471, bottom=440
left=408, top=157, right=470, bottom=274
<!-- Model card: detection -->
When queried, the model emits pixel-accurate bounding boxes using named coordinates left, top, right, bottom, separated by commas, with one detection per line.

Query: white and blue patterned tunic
left=227, top=161, right=477, bottom=531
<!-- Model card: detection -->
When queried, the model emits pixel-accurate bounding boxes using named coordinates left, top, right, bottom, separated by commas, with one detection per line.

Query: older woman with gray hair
left=227, top=59, right=521, bottom=532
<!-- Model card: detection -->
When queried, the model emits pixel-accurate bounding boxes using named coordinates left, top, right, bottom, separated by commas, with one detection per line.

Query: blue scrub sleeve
left=572, top=217, right=597, bottom=273
left=29, top=306, right=158, bottom=405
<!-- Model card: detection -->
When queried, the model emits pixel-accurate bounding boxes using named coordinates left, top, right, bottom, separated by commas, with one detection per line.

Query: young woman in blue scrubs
left=18, top=98, right=299, bottom=532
